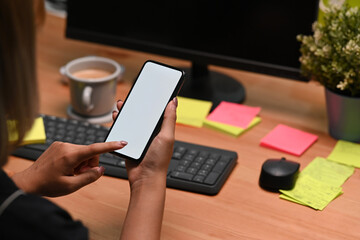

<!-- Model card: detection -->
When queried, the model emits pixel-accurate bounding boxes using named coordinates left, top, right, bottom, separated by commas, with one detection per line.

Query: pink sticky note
left=206, top=101, right=261, bottom=128
left=260, top=124, right=318, bottom=156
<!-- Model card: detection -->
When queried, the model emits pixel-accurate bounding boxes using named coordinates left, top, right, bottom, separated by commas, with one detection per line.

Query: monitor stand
left=178, top=62, right=246, bottom=111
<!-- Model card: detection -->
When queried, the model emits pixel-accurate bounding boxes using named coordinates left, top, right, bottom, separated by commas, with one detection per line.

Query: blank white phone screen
left=106, top=62, right=182, bottom=159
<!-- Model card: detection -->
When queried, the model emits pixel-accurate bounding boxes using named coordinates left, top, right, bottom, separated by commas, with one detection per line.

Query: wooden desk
left=4, top=14, right=360, bottom=240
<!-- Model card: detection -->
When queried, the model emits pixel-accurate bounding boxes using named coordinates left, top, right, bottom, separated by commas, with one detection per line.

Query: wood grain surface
left=4, top=13, right=359, bottom=240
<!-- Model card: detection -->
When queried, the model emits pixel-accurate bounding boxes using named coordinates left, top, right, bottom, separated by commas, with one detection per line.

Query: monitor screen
left=66, top=0, right=319, bottom=107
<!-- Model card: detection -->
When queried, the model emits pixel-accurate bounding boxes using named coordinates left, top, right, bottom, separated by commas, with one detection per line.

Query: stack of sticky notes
left=260, top=124, right=318, bottom=156
left=8, top=117, right=46, bottom=145
left=327, top=140, right=360, bottom=168
left=175, top=98, right=261, bottom=136
left=280, top=157, right=354, bottom=210
left=176, top=96, right=213, bottom=127
left=203, top=101, right=261, bottom=137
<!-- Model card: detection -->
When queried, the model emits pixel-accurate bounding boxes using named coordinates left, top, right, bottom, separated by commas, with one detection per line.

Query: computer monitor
left=65, top=0, right=319, bottom=108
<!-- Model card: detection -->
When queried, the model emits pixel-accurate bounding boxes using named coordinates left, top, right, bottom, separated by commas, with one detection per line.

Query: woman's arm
left=120, top=175, right=167, bottom=240
left=118, top=98, right=177, bottom=240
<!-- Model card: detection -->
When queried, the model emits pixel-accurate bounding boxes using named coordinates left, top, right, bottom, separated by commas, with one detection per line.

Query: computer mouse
left=259, top=157, right=300, bottom=192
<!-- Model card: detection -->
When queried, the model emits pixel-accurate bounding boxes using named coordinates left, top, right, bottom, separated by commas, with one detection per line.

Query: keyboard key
left=186, top=167, right=198, bottom=175
left=179, top=159, right=191, bottom=167
left=183, top=154, right=196, bottom=161
left=66, top=125, right=76, bottom=131
left=117, top=160, right=126, bottom=168
left=213, top=161, right=227, bottom=173
left=86, top=129, right=96, bottom=135
left=190, top=162, right=201, bottom=169
left=205, top=158, right=217, bottom=165
left=220, top=156, right=232, bottom=163
left=172, top=152, right=183, bottom=159
left=64, top=136, right=74, bottom=143
left=197, top=169, right=209, bottom=176
left=176, top=146, right=186, bottom=154
left=204, top=172, right=220, bottom=185
left=189, top=149, right=199, bottom=155
left=96, top=131, right=107, bottom=137
left=100, top=157, right=119, bottom=166
left=171, top=171, right=194, bottom=181
left=201, top=164, right=213, bottom=171
left=176, top=165, right=186, bottom=172
left=210, top=153, right=220, bottom=161
left=57, top=123, right=66, bottom=129
left=193, top=175, right=205, bottom=183
left=167, top=159, right=179, bottom=173
left=69, top=119, right=79, bottom=125
left=104, top=153, right=115, bottom=158
left=199, top=151, right=209, bottom=158
left=194, top=156, right=206, bottom=164
left=73, top=139, right=83, bottom=144
left=77, top=127, right=86, bottom=132
left=86, top=135, right=96, bottom=141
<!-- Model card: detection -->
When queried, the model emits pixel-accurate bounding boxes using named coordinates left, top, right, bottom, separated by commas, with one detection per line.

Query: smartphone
left=104, top=60, right=185, bottom=161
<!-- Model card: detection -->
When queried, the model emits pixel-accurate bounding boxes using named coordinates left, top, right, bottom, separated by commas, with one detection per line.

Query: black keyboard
left=12, top=114, right=238, bottom=195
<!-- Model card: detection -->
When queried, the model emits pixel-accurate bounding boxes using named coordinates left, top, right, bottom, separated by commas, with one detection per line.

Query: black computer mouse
left=259, top=157, right=300, bottom=192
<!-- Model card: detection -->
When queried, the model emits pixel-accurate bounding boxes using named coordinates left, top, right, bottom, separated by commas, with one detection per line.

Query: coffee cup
left=63, top=56, right=123, bottom=121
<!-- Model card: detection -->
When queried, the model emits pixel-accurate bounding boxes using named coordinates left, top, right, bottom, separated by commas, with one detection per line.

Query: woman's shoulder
left=0, top=180, right=88, bottom=239
left=8, top=193, right=80, bottom=223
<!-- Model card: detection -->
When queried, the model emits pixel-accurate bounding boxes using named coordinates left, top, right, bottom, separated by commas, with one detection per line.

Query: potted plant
left=297, top=3, right=360, bottom=142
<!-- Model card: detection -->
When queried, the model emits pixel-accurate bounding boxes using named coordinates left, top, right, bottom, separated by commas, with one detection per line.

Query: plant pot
left=325, top=88, right=360, bottom=143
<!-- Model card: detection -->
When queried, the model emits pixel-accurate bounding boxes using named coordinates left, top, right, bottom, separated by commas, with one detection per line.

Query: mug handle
left=82, top=86, right=94, bottom=112
left=59, top=66, right=69, bottom=85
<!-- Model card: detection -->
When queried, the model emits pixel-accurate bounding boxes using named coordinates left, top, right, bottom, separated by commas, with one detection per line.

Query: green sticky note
left=8, top=117, right=46, bottom=145
left=176, top=97, right=212, bottom=128
left=280, top=175, right=343, bottom=210
left=327, top=140, right=360, bottom=168
left=203, top=117, right=261, bottom=137
left=301, top=157, right=354, bottom=187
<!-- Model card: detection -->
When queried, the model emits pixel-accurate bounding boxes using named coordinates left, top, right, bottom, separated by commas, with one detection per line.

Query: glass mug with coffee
left=63, top=56, right=123, bottom=123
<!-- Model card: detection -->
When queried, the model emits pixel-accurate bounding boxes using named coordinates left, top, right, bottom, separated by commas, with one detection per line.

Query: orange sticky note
left=260, top=124, right=318, bottom=156
left=206, top=101, right=261, bottom=128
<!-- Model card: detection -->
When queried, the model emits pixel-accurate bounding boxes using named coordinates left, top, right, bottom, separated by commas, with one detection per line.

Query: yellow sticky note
left=280, top=188, right=343, bottom=207
left=22, top=117, right=46, bottom=145
left=8, top=117, right=46, bottom=145
left=279, top=157, right=353, bottom=210
left=327, top=140, right=360, bottom=168
left=301, top=157, right=354, bottom=187
left=176, top=97, right=212, bottom=127
left=280, top=175, right=343, bottom=210
left=280, top=194, right=309, bottom=206
left=204, top=117, right=261, bottom=137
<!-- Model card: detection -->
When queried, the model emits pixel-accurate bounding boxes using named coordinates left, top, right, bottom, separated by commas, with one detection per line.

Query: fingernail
left=117, top=99, right=123, bottom=103
left=119, top=140, right=128, bottom=146
left=173, top=97, right=178, bottom=107
left=112, top=110, right=118, bottom=115
left=97, top=166, right=105, bottom=175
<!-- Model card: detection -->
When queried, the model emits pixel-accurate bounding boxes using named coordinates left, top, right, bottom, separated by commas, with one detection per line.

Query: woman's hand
left=113, top=98, right=177, bottom=189
left=12, top=141, right=127, bottom=197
